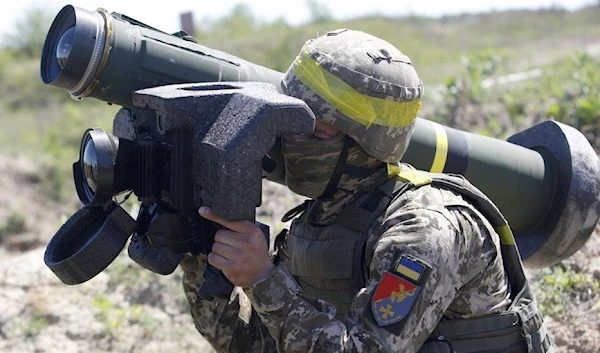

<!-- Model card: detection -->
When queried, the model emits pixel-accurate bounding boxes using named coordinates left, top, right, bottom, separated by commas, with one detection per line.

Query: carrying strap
left=388, top=165, right=551, bottom=353
left=424, top=311, right=552, bottom=353
left=279, top=164, right=551, bottom=352
left=318, top=136, right=385, bottom=202
left=388, top=164, right=527, bottom=290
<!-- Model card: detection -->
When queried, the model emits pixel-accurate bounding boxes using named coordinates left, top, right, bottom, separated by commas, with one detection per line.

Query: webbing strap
left=318, top=135, right=355, bottom=201
left=387, top=163, right=432, bottom=186
left=432, top=313, right=526, bottom=352
left=335, top=205, right=378, bottom=233
left=296, top=279, right=356, bottom=305
left=336, top=178, right=397, bottom=232
left=391, top=168, right=550, bottom=353
left=435, top=313, right=519, bottom=338
left=525, top=322, right=552, bottom=353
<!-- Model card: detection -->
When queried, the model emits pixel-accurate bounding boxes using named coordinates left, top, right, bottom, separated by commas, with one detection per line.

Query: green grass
left=532, top=264, right=600, bottom=320
left=0, top=210, right=27, bottom=241
left=23, top=308, right=50, bottom=338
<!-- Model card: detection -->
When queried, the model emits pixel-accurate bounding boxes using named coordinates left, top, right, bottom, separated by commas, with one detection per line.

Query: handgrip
left=196, top=221, right=270, bottom=300
left=197, top=265, right=234, bottom=301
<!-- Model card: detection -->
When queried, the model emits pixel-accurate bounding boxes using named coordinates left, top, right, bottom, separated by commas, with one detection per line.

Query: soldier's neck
left=309, top=166, right=388, bottom=225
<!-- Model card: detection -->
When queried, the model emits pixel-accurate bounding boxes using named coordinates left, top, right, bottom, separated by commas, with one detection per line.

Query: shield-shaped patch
left=371, top=271, right=421, bottom=326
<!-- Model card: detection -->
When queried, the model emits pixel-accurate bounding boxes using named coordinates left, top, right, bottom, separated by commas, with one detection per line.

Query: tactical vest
left=279, top=168, right=553, bottom=353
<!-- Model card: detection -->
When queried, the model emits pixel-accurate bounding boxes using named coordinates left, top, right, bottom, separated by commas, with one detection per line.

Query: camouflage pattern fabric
left=281, top=132, right=386, bottom=211
left=181, top=254, right=278, bottom=352
left=281, top=133, right=347, bottom=199
left=181, top=165, right=513, bottom=352
left=281, top=29, right=424, bottom=163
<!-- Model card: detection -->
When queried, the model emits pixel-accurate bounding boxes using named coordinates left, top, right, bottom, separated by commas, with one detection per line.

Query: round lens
left=56, top=26, right=75, bottom=69
left=82, top=140, right=99, bottom=193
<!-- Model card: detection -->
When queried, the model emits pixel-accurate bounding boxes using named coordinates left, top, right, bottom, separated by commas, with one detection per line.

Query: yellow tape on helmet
left=292, top=48, right=421, bottom=128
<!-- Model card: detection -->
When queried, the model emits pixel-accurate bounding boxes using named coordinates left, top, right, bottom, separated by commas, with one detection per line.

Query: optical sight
left=73, top=128, right=134, bottom=206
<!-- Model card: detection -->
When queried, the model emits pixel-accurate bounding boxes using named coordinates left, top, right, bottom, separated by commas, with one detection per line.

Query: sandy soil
left=0, top=153, right=598, bottom=352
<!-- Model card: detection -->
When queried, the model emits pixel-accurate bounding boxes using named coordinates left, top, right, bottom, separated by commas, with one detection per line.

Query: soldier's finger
left=207, top=252, right=229, bottom=271
left=211, top=240, right=237, bottom=259
left=214, top=230, right=245, bottom=248
left=198, top=206, right=257, bottom=234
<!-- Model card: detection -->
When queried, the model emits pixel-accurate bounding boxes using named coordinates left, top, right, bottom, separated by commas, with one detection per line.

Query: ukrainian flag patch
left=396, top=256, right=426, bottom=282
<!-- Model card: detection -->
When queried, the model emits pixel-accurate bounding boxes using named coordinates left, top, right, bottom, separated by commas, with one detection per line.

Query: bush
left=0, top=210, right=27, bottom=238
left=532, top=263, right=600, bottom=320
left=429, top=50, right=600, bottom=149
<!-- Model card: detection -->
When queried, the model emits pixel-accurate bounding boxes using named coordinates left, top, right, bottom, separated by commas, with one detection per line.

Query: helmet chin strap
left=317, top=135, right=385, bottom=202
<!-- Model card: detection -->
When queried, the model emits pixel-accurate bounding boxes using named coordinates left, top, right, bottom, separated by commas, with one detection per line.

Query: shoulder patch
left=371, top=255, right=431, bottom=327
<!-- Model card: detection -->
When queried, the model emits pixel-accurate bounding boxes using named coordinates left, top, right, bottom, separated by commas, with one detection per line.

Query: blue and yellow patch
left=396, top=256, right=426, bottom=282
left=371, top=255, right=431, bottom=327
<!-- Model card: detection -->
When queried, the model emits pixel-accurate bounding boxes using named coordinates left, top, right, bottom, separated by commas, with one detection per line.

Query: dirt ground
left=0, top=153, right=599, bottom=352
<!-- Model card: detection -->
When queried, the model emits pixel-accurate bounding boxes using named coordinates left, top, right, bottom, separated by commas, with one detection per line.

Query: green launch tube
left=40, top=5, right=600, bottom=266
left=403, top=118, right=556, bottom=233
left=40, top=5, right=282, bottom=107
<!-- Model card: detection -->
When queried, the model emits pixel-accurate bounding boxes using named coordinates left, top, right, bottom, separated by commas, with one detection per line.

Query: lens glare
left=82, top=140, right=98, bottom=193
left=56, top=26, right=75, bottom=69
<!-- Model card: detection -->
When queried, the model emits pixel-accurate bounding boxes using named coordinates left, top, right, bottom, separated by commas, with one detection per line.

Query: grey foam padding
left=131, top=81, right=315, bottom=221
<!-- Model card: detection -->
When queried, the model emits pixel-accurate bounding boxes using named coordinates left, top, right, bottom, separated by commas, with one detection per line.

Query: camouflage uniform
left=181, top=29, right=552, bottom=352
left=182, top=164, right=540, bottom=352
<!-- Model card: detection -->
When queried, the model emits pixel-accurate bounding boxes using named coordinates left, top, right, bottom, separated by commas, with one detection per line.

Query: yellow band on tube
left=292, top=48, right=421, bottom=128
left=431, top=122, right=448, bottom=173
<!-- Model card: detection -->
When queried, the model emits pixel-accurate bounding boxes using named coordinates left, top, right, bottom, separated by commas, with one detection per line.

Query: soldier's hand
left=198, top=206, right=274, bottom=288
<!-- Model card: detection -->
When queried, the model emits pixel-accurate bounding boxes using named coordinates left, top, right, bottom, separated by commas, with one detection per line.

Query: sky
left=1, top=0, right=595, bottom=38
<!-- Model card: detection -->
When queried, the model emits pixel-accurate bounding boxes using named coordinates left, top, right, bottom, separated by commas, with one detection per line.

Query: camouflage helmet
left=281, top=29, right=424, bottom=163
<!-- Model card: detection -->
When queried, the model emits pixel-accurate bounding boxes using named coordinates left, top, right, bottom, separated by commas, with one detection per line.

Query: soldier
left=181, top=29, right=553, bottom=352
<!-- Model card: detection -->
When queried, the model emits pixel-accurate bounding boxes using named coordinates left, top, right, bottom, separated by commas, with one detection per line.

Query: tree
left=1, top=7, right=53, bottom=59
left=211, top=4, right=258, bottom=38
left=306, top=0, right=333, bottom=24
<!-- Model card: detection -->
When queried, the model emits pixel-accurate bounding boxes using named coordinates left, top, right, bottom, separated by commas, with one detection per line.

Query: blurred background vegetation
left=1, top=3, right=599, bottom=202
left=0, top=1, right=598, bottom=336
